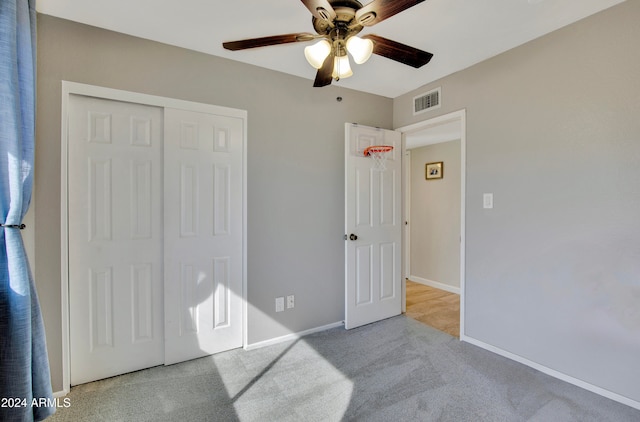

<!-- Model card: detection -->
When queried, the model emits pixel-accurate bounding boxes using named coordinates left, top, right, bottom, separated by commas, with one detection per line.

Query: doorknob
left=349, top=233, right=358, bottom=241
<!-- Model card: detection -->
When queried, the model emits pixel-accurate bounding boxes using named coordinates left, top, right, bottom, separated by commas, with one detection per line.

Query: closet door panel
left=68, top=95, right=164, bottom=385
left=163, top=108, right=244, bottom=365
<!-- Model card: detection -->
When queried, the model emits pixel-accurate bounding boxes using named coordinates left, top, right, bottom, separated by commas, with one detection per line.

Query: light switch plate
left=483, top=193, right=493, bottom=209
left=275, top=297, right=284, bottom=312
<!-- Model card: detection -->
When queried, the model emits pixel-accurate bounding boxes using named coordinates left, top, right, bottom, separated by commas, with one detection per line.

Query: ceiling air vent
left=413, top=87, right=441, bottom=115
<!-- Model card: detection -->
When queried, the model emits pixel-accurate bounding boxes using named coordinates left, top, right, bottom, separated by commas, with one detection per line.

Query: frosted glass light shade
left=304, top=40, right=332, bottom=69
left=346, top=36, right=374, bottom=64
left=332, top=55, right=353, bottom=79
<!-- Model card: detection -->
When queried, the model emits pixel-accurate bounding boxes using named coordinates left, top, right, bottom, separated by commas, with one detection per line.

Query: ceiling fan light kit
left=345, top=36, right=374, bottom=64
left=304, top=40, right=332, bottom=69
left=332, top=54, right=353, bottom=79
left=222, top=0, right=433, bottom=87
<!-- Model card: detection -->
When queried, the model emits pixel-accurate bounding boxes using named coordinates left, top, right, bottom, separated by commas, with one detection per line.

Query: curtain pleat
left=0, top=0, right=55, bottom=420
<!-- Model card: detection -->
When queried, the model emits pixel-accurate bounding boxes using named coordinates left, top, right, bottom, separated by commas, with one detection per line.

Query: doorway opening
left=398, top=110, right=466, bottom=338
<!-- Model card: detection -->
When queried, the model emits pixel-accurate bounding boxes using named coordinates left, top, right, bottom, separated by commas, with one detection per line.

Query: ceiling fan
left=223, top=0, right=433, bottom=87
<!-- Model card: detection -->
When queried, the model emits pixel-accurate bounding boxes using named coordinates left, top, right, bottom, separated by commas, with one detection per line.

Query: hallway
left=405, top=280, right=460, bottom=337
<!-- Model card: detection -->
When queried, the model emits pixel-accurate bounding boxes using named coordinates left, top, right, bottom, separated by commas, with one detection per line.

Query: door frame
left=60, top=81, right=248, bottom=393
left=397, top=109, right=466, bottom=338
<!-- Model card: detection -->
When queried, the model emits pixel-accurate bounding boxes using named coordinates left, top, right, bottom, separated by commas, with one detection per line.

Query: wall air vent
left=413, top=87, right=441, bottom=115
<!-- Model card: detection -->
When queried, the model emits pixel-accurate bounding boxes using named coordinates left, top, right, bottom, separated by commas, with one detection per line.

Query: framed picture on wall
left=426, top=161, right=443, bottom=180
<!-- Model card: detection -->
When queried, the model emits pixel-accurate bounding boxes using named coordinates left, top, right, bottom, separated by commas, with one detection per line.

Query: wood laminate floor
left=405, top=280, right=460, bottom=338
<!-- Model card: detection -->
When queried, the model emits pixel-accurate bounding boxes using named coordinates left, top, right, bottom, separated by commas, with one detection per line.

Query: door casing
left=397, top=109, right=466, bottom=337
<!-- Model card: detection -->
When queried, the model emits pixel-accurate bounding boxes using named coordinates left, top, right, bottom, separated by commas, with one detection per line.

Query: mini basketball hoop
left=364, top=145, right=394, bottom=171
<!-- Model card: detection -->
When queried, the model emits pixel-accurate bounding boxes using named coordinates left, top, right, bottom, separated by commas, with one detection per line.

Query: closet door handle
left=349, top=233, right=358, bottom=241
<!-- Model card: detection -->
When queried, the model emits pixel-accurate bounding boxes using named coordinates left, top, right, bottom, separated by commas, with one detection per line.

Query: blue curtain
left=0, top=0, right=55, bottom=421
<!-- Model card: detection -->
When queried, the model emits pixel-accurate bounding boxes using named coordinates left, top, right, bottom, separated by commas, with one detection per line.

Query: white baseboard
left=244, top=321, right=344, bottom=351
left=461, top=334, right=640, bottom=411
left=409, top=275, right=460, bottom=295
left=53, top=389, right=69, bottom=398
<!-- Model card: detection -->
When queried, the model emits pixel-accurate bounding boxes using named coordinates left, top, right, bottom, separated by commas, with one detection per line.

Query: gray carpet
left=48, top=316, right=640, bottom=421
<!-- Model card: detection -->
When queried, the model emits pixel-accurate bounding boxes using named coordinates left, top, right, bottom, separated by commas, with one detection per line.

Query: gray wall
left=36, top=15, right=392, bottom=392
left=395, top=1, right=640, bottom=403
left=410, top=141, right=461, bottom=289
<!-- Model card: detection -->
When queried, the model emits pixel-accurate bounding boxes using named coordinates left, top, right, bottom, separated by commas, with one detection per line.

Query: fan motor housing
left=312, top=0, right=365, bottom=38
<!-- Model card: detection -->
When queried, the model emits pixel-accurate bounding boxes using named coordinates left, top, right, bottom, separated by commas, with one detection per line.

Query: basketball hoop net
left=364, top=145, right=394, bottom=171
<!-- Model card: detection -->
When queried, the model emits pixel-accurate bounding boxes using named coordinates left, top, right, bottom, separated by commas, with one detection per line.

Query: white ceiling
left=37, top=0, right=625, bottom=98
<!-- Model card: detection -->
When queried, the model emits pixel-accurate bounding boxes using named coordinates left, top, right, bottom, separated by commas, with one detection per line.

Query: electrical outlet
left=275, top=297, right=284, bottom=313
left=286, top=295, right=295, bottom=309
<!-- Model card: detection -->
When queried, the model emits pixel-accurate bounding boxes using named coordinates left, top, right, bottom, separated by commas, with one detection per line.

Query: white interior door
left=68, top=95, right=164, bottom=385
left=345, top=123, right=402, bottom=329
left=163, top=108, right=244, bottom=365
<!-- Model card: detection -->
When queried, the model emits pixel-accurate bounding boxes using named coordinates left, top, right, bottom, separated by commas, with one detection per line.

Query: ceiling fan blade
left=356, top=0, right=425, bottom=26
left=223, top=33, right=315, bottom=51
left=301, top=0, right=337, bottom=22
left=362, top=34, right=433, bottom=68
left=313, top=53, right=334, bottom=87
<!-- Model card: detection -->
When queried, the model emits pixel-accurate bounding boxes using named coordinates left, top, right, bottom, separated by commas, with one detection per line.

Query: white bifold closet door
left=68, top=96, right=243, bottom=385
